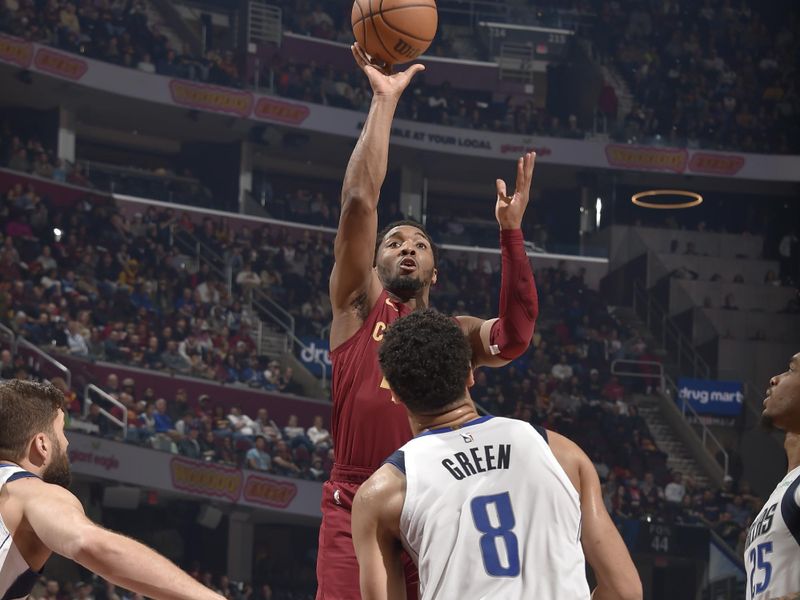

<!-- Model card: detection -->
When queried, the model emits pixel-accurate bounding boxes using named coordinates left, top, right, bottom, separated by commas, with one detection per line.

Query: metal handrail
left=84, top=383, right=128, bottom=437
left=0, top=323, right=15, bottom=347
left=253, top=297, right=330, bottom=388
left=175, top=227, right=327, bottom=388
left=632, top=281, right=711, bottom=379
left=252, top=292, right=294, bottom=336
left=610, top=358, right=665, bottom=390
left=16, top=338, right=71, bottom=390
left=663, top=373, right=729, bottom=479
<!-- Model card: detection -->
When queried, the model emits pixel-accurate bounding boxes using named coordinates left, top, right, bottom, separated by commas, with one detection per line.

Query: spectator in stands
left=715, top=511, right=743, bottom=547
left=200, top=430, right=220, bottom=462
left=664, top=472, right=686, bottom=506
left=551, top=354, right=574, bottom=380
left=246, top=436, right=272, bottom=472
left=152, top=396, right=180, bottom=447
left=272, top=440, right=302, bottom=477
left=283, top=414, right=314, bottom=453
left=161, top=339, right=191, bottom=373
left=228, top=405, right=256, bottom=443
left=253, top=408, right=282, bottom=444
left=179, top=427, right=202, bottom=459
left=307, top=415, right=331, bottom=452
left=65, top=320, right=89, bottom=356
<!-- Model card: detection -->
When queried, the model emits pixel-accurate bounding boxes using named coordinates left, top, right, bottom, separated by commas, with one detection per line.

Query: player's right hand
left=351, top=42, right=425, bottom=99
left=495, top=152, right=536, bottom=230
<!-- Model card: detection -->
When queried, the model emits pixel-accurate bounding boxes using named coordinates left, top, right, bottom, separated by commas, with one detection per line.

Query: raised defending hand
left=351, top=42, right=425, bottom=99
left=495, top=152, right=536, bottom=230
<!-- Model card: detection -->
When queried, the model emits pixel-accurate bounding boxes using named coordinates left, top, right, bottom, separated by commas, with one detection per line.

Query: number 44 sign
left=648, top=523, right=672, bottom=554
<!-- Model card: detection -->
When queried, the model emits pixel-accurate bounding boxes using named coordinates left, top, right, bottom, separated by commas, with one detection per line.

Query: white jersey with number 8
left=388, top=416, right=591, bottom=600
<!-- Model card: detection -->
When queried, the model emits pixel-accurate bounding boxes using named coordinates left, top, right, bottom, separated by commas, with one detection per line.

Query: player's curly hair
left=374, top=219, right=439, bottom=267
left=378, top=309, right=471, bottom=414
left=0, top=379, right=64, bottom=461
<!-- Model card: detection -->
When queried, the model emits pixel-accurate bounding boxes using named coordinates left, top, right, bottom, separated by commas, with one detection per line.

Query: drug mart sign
left=677, top=378, right=744, bottom=416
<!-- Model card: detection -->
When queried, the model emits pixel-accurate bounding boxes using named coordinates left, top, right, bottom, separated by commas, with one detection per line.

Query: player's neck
left=785, top=432, right=800, bottom=472
left=386, top=289, right=429, bottom=309
left=410, top=401, right=481, bottom=436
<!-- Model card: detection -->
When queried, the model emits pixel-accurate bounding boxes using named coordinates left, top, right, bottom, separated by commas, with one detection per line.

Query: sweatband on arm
left=489, top=228, right=539, bottom=359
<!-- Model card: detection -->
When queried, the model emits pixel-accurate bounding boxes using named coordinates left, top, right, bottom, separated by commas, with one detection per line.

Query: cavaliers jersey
left=330, top=289, right=414, bottom=471
left=0, top=464, right=40, bottom=600
left=388, top=416, right=591, bottom=600
left=744, top=465, right=800, bottom=600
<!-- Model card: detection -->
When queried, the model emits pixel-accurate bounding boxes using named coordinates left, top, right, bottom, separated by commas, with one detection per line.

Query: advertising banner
left=2, top=34, right=799, bottom=181
left=296, top=337, right=332, bottom=377
left=677, top=378, right=744, bottom=416
left=66, top=432, right=322, bottom=518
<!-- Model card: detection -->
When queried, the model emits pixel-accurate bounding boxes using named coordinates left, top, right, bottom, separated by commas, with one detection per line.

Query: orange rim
left=631, top=189, right=703, bottom=209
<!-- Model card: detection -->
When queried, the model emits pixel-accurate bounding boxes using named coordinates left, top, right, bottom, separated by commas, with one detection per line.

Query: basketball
left=351, top=0, right=438, bottom=66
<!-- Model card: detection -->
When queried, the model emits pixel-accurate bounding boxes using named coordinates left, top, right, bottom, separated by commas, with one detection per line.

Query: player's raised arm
left=456, top=152, right=539, bottom=367
left=19, top=478, right=225, bottom=600
left=352, top=465, right=407, bottom=600
left=330, top=44, right=424, bottom=323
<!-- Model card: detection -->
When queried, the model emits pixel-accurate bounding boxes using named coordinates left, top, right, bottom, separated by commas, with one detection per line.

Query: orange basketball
left=351, top=0, right=438, bottom=66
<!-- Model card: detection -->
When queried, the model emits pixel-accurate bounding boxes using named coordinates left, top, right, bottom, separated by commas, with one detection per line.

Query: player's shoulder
left=6, top=472, right=79, bottom=506
left=355, top=463, right=405, bottom=527
left=543, top=429, right=592, bottom=486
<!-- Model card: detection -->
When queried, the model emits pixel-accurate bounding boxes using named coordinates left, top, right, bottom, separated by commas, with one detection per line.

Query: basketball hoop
left=631, top=189, right=703, bottom=209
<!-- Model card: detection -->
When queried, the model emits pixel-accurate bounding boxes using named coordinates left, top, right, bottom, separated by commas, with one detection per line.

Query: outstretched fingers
left=496, top=179, right=510, bottom=203
left=523, top=152, right=536, bottom=191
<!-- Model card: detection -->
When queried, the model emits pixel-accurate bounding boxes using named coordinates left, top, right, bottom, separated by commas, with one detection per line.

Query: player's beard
left=385, top=275, right=423, bottom=299
left=760, top=412, right=776, bottom=431
left=42, top=436, right=72, bottom=489
left=378, top=262, right=426, bottom=300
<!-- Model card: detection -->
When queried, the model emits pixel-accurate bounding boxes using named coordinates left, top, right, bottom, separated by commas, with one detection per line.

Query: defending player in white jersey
left=745, top=351, right=800, bottom=600
left=352, top=309, right=642, bottom=600
left=0, top=379, right=226, bottom=600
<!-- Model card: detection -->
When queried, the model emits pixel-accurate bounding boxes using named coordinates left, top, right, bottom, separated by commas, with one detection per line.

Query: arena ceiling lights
left=631, top=189, right=704, bottom=209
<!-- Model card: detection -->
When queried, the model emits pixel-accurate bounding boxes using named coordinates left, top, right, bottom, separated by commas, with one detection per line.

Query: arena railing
left=168, top=220, right=329, bottom=386
left=632, top=281, right=712, bottom=379
left=83, top=383, right=129, bottom=438
left=609, top=358, right=665, bottom=391
left=610, top=359, right=728, bottom=480
left=663, top=372, right=729, bottom=481
left=0, top=322, right=14, bottom=350
left=16, top=338, right=72, bottom=391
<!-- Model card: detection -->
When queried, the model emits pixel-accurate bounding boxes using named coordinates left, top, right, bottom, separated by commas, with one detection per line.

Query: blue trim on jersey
left=383, top=450, right=405, bottom=475
left=1, top=568, right=39, bottom=600
left=780, top=472, right=800, bottom=548
left=533, top=425, right=548, bottom=444
left=0, top=533, right=9, bottom=551
left=417, top=415, right=494, bottom=438
left=6, top=472, right=37, bottom=483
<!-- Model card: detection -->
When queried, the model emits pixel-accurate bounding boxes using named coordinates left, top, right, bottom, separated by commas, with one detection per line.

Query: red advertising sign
left=169, top=80, right=254, bottom=117
left=34, top=47, right=88, bottom=80
left=243, top=474, right=299, bottom=508
left=170, top=457, right=243, bottom=502
left=253, top=97, right=310, bottom=125
left=0, top=34, right=33, bottom=69
left=605, top=144, right=688, bottom=173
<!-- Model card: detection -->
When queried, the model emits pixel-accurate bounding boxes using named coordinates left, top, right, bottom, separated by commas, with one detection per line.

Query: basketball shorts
left=316, top=477, right=419, bottom=600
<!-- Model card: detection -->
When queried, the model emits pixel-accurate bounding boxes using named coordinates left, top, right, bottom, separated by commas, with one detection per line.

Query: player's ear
left=431, top=268, right=438, bottom=285
left=30, top=432, right=49, bottom=466
left=466, top=369, right=475, bottom=389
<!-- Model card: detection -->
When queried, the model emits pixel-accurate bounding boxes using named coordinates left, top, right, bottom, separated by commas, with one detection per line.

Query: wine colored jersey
left=330, top=289, right=414, bottom=471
